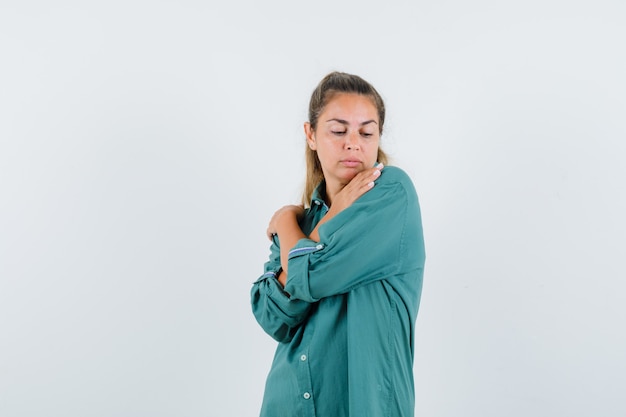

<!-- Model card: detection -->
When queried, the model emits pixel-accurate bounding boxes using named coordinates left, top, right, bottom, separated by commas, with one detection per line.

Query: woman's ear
left=304, top=122, right=317, bottom=150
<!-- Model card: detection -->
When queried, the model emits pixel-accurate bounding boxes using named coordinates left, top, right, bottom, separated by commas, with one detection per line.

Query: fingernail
left=368, top=181, right=375, bottom=188
left=377, top=163, right=384, bottom=169
left=373, top=169, right=381, bottom=177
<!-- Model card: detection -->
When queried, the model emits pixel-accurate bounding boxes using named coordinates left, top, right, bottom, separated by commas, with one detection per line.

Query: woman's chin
left=342, top=170, right=361, bottom=180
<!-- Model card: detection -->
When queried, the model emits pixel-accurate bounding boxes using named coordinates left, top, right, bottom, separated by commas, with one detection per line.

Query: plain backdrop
left=1, top=1, right=625, bottom=416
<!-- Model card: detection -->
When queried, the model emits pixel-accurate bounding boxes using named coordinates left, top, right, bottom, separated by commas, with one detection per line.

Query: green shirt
left=251, top=166, right=425, bottom=417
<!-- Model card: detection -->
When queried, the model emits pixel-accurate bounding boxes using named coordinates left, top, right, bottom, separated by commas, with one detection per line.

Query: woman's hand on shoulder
left=307, top=164, right=383, bottom=242
left=332, top=163, right=383, bottom=213
left=266, top=204, right=305, bottom=241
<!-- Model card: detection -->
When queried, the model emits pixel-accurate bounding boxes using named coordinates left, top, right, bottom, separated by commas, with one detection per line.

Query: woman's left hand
left=266, top=205, right=305, bottom=241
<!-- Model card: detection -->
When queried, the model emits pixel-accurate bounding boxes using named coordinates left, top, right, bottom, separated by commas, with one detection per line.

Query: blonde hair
left=302, top=71, right=389, bottom=206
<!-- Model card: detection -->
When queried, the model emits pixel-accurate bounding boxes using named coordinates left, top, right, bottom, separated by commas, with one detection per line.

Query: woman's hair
left=303, top=71, right=389, bottom=206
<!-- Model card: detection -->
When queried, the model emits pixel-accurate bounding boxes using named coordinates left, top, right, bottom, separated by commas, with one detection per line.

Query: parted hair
left=303, top=71, right=389, bottom=206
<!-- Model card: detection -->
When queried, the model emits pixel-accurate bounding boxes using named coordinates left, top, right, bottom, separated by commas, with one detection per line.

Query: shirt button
left=314, top=201, right=321, bottom=205
left=303, top=392, right=311, bottom=400
left=315, top=244, right=324, bottom=250
left=300, top=354, right=307, bottom=361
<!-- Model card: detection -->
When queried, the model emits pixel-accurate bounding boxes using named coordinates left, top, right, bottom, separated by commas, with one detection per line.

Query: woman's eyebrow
left=325, top=118, right=378, bottom=126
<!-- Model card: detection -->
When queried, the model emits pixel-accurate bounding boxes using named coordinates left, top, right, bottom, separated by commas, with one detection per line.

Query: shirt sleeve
left=250, top=236, right=314, bottom=343
left=284, top=167, right=425, bottom=303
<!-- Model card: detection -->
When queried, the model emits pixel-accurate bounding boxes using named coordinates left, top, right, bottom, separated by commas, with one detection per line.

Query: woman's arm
left=283, top=167, right=426, bottom=303
left=266, top=205, right=306, bottom=287
left=250, top=237, right=313, bottom=342
left=267, top=165, right=383, bottom=286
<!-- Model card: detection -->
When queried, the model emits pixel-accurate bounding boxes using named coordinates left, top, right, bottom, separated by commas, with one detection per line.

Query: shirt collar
left=311, top=181, right=329, bottom=209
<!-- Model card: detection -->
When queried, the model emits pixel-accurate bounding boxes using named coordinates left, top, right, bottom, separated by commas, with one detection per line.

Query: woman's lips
left=340, top=160, right=361, bottom=168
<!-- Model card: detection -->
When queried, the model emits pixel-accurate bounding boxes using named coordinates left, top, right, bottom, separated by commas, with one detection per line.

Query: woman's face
left=305, top=93, right=380, bottom=188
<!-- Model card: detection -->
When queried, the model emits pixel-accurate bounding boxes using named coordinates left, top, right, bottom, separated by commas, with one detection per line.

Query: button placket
left=298, top=350, right=313, bottom=403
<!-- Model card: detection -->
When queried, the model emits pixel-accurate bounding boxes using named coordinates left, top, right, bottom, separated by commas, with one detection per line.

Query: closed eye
left=332, top=130, right=346, bottom=135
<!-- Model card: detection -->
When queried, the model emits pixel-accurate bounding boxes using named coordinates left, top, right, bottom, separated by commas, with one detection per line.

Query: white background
left=1, top=1, right=625, bottom=416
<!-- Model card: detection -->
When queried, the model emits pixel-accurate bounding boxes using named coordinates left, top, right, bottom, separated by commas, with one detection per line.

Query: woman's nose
left=345, top=132, right=360, bottom=150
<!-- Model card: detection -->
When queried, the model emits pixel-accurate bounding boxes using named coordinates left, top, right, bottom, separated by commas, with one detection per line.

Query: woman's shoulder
left=375, top=165, right=419, bottom=204
left=379, top=165, right=414, bottom=187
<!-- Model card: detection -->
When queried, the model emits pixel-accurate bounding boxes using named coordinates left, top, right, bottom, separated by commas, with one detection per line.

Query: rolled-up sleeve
left=250, top=238, right=313, bottom=343
left=284, top=168, right=425, bottom=303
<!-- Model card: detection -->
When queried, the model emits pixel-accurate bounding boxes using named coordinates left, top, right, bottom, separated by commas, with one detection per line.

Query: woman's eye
left=361, top=132, right=373, bottom=138
left=332, top=131, right=346, bottom=135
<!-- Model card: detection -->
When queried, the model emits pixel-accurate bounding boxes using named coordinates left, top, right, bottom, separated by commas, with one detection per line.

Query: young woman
left=251, top=71, right=426, bottom=417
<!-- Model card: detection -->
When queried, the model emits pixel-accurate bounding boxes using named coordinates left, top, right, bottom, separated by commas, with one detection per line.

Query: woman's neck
left=323, top=179, right=349, bottom=208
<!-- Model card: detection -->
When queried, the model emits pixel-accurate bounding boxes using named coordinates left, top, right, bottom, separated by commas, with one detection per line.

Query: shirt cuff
left=284, top=238, right=326, bottom=302
left=287, top=238, right=325, bottom=259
